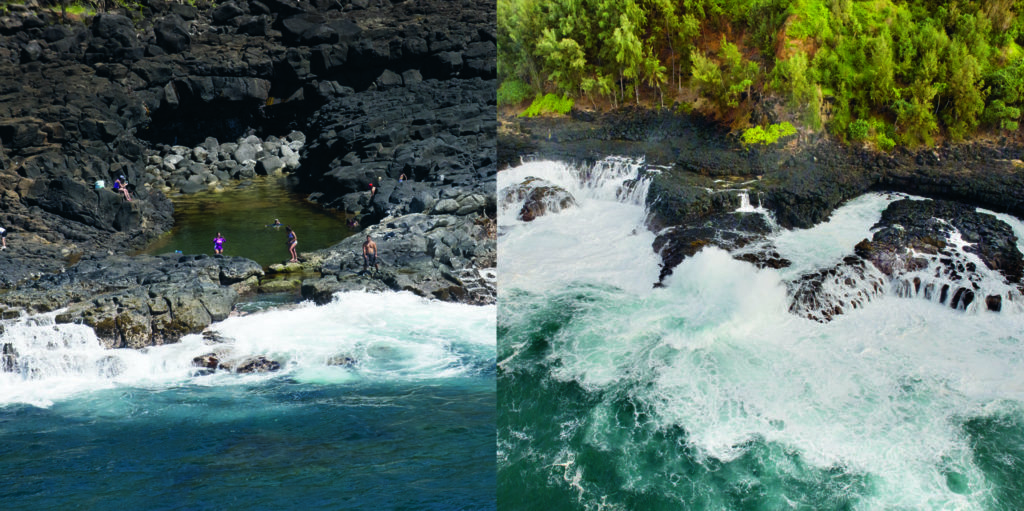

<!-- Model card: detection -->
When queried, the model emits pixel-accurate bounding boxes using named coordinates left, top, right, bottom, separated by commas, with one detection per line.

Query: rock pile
left=141, top=131, right=305, bottom=194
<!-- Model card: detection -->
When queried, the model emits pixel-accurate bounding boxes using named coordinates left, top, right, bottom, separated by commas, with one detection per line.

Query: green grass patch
left=519, top=93, right=573, bottom=117
left=65, top=2, right=96, bottom=16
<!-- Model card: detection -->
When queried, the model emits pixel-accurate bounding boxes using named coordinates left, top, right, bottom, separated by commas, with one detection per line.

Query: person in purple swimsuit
left=213, top=233, right=225, bottom=255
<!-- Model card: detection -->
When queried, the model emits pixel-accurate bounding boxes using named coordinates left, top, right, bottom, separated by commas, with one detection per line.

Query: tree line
left=498, top=0, right=1024, bottom=148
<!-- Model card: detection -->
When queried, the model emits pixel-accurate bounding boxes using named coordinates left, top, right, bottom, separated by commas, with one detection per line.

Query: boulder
left=154, top=15, right=190, bottom=54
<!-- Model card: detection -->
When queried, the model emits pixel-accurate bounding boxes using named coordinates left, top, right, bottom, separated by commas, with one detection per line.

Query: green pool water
left=142, top=177, right=355, bottom=267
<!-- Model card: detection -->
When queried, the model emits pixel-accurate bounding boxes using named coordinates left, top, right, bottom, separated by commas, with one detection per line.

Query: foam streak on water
left=0, top=291, right=495, bottom=408
left=499, top=160, right=1024, bottom=511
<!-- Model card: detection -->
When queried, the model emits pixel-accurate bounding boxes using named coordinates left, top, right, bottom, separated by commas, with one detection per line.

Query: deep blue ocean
left=0, top=291, right=495, bottom=510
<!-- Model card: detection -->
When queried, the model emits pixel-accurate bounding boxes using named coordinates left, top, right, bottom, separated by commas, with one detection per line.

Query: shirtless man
left=362, top=235, right=379, bottom=272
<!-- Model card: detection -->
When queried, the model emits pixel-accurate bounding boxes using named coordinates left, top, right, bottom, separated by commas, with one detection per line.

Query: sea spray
left=2, top=290, right=496, bottom=509
left=0, top=291, right=495, bottom=407
left=499, top=158, right=1024, bottom=510
left=499, top=159, right=659, bottom=295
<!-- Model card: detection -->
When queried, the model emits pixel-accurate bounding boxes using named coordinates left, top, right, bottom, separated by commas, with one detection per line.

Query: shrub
left=498, top=80, right=533, bottom=106
left=741, top=122, right=797, bottom=146
left=875, top=133, right=896, bottom=151
left=519, top=94, right=574, bottom=117
left=848, top=118, right=870, bottom=141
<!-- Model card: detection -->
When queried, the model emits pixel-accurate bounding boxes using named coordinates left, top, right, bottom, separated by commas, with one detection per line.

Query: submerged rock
left=518, top=182, right=577, bottom=222
left=192, top=352, right=281, bottom=373
left=327, top=355, right=357, bottom=367
left=233, top=356, right=281, bottom=373
left=1, top=343, right=18, bottom=373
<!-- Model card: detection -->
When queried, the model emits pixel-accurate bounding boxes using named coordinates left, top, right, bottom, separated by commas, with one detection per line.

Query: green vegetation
left=741, top=121, right=797, bottom=145
left=519, top=94, right=575, bottom=117
left=498, top=0, right=1024, bottom=147
left=498, top=79, right=534, bottom=106
left=64, top=2, right=97, bottom=15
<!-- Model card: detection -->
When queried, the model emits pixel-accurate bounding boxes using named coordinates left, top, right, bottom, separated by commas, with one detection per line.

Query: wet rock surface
left=502, top=109, right=1024, bottom=317
left=652, top=210, right=780, bottom=285
left=500, top=177, right=577, bottom=222
left=790, top=199, right=1024, bottom=321
left=1, top=253, right=263, bottom=347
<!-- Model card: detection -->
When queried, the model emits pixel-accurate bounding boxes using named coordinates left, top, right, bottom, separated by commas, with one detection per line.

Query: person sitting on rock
left=398, top=173, right=408, bottom=183
left=112, top=177, right=132, bottom=201
left=213, top=233, right=225, bottom=255
left=362, top=235, right=379, bottom=273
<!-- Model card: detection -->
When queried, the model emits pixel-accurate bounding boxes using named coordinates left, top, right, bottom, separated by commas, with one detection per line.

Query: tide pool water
left=498, top=158, right=1024, bottom=510
left=1, top=291, right=495, bottom=510
left=142, top=177, right=354, bottom=267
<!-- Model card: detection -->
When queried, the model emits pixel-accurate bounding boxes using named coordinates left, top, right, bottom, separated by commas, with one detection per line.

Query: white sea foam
left=772, top=192, right=907, bottom=277
left=0, top=291, right=495, bottom=407
left=498, top=159, right=660, bottom=295
left=501, top=160, right=1024, bottom=510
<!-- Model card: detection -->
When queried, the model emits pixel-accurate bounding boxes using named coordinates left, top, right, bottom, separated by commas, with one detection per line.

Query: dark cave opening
left=137, top=96, right=321, bottom=148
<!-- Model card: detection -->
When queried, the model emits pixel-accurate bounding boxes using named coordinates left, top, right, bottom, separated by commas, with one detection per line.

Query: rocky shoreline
left=500, top=108, right=1024, bottom=318
left=0, top=0, right=496, bottom=355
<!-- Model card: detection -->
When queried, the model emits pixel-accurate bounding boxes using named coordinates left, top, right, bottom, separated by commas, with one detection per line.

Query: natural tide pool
left=141, top=177, right=355, bottom=267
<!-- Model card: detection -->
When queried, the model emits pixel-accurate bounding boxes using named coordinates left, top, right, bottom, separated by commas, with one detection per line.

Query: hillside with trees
left=498, top=0, right=1024, bottom=149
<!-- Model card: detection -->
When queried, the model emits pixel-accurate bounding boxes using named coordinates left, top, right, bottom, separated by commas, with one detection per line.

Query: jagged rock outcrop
left=299, top=211, right=496, bottom=305
left=299, top=77, right=496, bottom=227
left=0, top=253, right=263, bottom=347
left=788, top=199, right=1024, bottom=321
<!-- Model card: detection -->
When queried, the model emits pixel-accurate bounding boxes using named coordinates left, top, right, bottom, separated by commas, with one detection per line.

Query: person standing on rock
left=362, top=235, right=379, bottom=273
left=0, top=226, right=6, bottom=251
left=286, top=226, right=299, bottom=262
left=213, top=233, right=225, bottom=255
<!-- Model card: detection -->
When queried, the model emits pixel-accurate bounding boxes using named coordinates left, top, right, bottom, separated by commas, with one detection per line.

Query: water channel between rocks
left=140, top=177, right=354, bottom=267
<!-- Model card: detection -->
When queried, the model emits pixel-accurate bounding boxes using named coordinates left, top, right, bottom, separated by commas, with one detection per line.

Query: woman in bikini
left=286, top=226, right=298, bottom=262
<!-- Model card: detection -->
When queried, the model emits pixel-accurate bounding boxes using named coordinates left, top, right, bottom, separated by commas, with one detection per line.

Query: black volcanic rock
left=154, top=15, right=191, bottom=54
left=0, top=0, right=495, bottom=333
left=2, top=253, right=263, bottom=348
